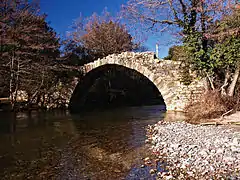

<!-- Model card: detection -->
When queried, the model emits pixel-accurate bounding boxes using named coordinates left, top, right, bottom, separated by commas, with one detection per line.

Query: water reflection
left=0, top=105, right=182, bottom=179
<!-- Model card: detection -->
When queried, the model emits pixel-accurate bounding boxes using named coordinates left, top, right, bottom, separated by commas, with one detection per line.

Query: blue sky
left=40, top=0, right=171, bottom=58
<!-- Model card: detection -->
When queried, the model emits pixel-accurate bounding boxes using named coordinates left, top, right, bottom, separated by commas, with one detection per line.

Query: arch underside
left=69, top=64, right=167, bottom=113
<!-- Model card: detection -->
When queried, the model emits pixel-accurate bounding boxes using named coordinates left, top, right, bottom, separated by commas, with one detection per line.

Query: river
left=0, top=105, right=185, bottom=180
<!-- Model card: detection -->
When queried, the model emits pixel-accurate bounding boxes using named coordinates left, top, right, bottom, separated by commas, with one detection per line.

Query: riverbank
left=0, top=98, right=68, bottom=112
left=146, top=121, right=240, bottom=179
left=203, top=111, right=240, bottom=126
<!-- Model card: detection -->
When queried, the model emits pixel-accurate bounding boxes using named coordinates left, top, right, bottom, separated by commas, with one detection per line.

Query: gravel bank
left=146, top=121, right=240, bottom=179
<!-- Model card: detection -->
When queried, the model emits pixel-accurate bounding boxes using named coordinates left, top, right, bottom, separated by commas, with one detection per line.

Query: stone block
left=148, top=73, right=155, bottom=82
left=107, top=58, right=115, bottom=64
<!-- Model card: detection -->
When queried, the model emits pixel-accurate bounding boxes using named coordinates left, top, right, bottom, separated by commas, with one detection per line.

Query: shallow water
left=0, top=105, right=184, bottom=179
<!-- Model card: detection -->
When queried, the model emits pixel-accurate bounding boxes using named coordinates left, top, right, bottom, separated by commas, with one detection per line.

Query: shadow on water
left=0, top=105, right=178, bottom=180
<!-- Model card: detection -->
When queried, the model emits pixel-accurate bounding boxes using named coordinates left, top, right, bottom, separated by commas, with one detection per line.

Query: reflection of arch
left=69, top=64, right=165, bottom=113
left=69, top=52, right=205, bottom=112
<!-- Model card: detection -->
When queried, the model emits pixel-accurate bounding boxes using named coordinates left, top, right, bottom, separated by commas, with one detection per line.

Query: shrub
left=185, top=90, right=237, bottom=124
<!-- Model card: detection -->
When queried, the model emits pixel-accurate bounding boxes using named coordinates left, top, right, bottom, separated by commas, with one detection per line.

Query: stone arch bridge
left=69, top=52, right=205, bottom=112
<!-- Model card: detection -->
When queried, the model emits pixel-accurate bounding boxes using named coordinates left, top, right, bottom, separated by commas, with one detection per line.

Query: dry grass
left=185, top=90, right=238, bottom=124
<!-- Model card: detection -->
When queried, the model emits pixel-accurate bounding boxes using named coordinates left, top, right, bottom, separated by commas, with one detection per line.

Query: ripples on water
left=0, top=105, right=184, bottom=179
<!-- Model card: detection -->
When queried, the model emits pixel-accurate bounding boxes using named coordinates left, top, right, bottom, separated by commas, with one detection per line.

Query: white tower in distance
left=156, top=43, right=159, bottom=59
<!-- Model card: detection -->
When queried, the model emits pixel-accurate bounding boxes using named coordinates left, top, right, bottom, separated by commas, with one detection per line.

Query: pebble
left=146, top=121, right=240, bottom=179
left=149, top=169, right=155, bottom=174
left=144, top=157, right=150, bottom=161
left=216, top=148, right=224, bottom=154
left=114, top=169, right=121, bottom=173
left=165, top=175, right=173, bottom=180
left=233, top=138, right=239, bottom=145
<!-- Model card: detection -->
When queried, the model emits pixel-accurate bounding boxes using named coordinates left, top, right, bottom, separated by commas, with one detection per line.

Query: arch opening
left=69, top=64, right=166, bottom=113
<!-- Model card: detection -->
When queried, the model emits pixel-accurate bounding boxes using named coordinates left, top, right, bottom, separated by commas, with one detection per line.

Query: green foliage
left=181, top=7, right=240, bottom=94
left=179, top=65, right=193, bottom=86
left=210, top=36, right=240, bottom=69
left=163, top=45, right=184, bottom=61
left=184, top=32, right=211, bottom=73
left=163, top=46, right=175, bottom=60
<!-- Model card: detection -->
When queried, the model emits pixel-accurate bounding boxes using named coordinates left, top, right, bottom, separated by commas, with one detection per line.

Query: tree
left=62, top=40, right=96, bottom=65
left=123, top=0, right=238, bottom=92
left=208, top=7, right=240, bottom=96
left=134, top=45, right=149, bottom=52
left=163, top=45, right=184, bottom=60
left=66, top=10, right=135, bottom=62
left=123, top=0, right=235, bottom=36
left=0, top=0, right=59, bottom=110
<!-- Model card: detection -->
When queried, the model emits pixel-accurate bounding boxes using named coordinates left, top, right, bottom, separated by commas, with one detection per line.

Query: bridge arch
left=69, top=52, right=205, bottom=112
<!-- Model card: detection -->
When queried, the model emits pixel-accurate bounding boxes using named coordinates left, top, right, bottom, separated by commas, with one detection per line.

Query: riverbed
left=0, top=105, right=185, bottom=179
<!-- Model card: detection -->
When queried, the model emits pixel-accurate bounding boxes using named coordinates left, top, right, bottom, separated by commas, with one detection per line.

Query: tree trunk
left=203, top=77, right=211, bottom=91
left=9, top=56, right=15, bottom=111
left=228, top=65, right=240, bottom=97
left=206, top=73, right=215, bottom=90
left=221, top=69, right=230, bottom=96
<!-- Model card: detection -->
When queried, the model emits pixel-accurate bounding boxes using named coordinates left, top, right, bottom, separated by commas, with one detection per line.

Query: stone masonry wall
left=77, top=52, right=205, bottom=111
